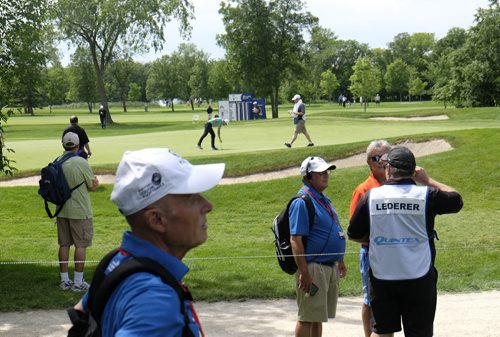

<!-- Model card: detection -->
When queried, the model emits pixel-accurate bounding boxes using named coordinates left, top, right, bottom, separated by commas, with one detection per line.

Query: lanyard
left=303, top=186, right=340, bottom=225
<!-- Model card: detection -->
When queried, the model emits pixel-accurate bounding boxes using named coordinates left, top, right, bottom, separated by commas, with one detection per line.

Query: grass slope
left=1, top=126, right=499, bottom=311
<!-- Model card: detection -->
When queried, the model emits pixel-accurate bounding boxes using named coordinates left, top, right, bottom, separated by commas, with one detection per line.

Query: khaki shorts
left=57, top=218, right=93, bottom=248
left=296, top=262, right=340, bottom=322
left=295, top=120, right=307, bottom=134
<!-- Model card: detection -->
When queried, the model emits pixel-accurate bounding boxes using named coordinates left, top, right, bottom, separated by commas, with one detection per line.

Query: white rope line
left=1, top=245, right=498, bottom=265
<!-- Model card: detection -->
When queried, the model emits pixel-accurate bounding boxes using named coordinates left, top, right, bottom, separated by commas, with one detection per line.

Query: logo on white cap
left=111, top=148, right=225, bottom=216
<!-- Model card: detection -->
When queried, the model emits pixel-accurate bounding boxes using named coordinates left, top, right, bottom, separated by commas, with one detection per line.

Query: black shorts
left=369, top=267, right=438, bottom=337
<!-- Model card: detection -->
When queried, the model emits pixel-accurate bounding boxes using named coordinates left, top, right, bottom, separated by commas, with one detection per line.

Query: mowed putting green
left=5, top=105, right=498, bottom=173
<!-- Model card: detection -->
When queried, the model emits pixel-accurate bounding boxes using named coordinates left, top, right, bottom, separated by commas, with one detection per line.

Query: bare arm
left=89, top=176, right=99, bottom=192
left=414, top=166, right=458, bottom=192
left=85, top=143, right=92, bottom=157
left=217, top=126, right=222, bottom=142
left=290, top=235, right=312, bottom=293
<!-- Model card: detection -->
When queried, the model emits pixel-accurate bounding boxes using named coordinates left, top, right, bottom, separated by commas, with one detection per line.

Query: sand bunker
left=370, top=115, right=449, bottom=121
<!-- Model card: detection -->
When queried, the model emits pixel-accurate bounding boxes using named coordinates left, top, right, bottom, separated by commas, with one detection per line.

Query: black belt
left=315, top=261, right=336, bottom=267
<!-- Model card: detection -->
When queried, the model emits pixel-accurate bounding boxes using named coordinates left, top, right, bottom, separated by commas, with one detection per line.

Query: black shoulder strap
left=46, top=152, right=85, bottom=218
left=289, top=194, right=315, bottom=228
left=89, top=249, right=195, bottom=337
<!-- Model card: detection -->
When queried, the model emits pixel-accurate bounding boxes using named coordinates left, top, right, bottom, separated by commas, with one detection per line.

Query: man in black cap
left=347, top=146, right=463, bottom=337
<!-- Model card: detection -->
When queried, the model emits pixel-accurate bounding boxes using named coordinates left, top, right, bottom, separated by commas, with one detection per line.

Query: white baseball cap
left=62, top=132, right=80, bottom=147
left=111, top=148, right=225, bottom=216
left=291, top=94, right=301, bottom=101
left=300, top=156, right=336, bottom=177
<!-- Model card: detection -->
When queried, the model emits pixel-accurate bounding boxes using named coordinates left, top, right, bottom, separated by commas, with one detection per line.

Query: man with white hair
left=285, top=94, right=314, bottom=148
left=72, top=148, right=225, bottom=336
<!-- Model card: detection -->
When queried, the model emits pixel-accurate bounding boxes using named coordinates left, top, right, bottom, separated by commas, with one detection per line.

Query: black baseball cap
left=381, top=146, right=416, bottom=171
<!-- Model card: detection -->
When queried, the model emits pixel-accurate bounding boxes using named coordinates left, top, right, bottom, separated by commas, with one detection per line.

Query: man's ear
left=143, top=207, right=167, bottom=233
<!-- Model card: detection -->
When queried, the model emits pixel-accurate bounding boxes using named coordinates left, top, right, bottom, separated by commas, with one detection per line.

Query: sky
left=134, top=0, right=488, bottom=62
left=62, top=0, right=491, bottom=65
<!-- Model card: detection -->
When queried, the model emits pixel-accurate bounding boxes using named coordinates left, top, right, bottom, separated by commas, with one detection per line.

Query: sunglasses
left=370, top=155, right=382, bottom=162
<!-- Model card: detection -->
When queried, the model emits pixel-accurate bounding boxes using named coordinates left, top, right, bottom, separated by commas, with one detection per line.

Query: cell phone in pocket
left=309, top=283, right=319, bottom=296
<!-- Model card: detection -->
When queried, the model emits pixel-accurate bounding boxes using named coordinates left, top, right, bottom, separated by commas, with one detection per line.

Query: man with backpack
left=289, top=156, right=347, bottom=337
left=70, top=148, right=225, bottom=337
left=58, top=132, right=99, bottom=292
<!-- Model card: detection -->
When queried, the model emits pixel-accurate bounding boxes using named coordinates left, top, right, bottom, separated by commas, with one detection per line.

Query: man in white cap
left=58, top=132, right=99, bottom=292
left=285, top=94, right=314, bottom=148
left=73, top=148, right=225, bottom=336
left=252, top=101, right=262, bottom=118
left=98, top=105, right=107, bottom=129
left=289, top=156, right=347, bottom=337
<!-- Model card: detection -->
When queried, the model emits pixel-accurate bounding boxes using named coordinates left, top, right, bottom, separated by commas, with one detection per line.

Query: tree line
left=1, top=0, right=499, bottom=173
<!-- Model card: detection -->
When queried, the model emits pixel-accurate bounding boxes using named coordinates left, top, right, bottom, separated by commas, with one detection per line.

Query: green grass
left=0, top=102, right=499, bottom=311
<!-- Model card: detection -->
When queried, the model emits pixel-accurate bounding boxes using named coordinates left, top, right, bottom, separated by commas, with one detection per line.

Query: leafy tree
left=385, top=59, right=412, bottom=101
left=429, top=1, right=499, bottom=107
left=330, top=39, right=370, bottom=97
left=188, top=59, right=210, bottom=105
left=303, top=27, right=338, bottom=100
left=218, top=0, right=318, bottom=118
left=107, top=58, right=136, bottom=112
left=66, top=48, right=98, bottom=112
left=409, top=74, right=428, bottom=101
left=44, top=61, right=70, bottom=111
left=128, top=83, right=142, bottom=102
left=319, top=70, right=340, bottom=102
left=147, top=44, right=206, bottom=111
left=433, top=27, right=468, bottom=59
left=54, top=0, right=194, bottom=122
left=207, top=59, right=234, bottom=101
left=1, top=0, right=53, bottom=173
left=349, top=57, right=381, bottom=112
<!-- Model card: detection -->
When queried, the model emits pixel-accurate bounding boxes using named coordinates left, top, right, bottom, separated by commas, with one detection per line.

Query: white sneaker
left=71, top=280, right=90, bottom=292
left=60, top=280, right=74, bottom=290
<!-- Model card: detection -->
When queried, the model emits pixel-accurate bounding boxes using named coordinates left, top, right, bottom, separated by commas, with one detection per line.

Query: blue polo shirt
left=82, top=231, right=202, bottom=337
left=289, top=185, right=346, bottom=263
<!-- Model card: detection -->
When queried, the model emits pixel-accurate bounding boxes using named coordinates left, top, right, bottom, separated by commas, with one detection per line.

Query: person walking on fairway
left=285, top=94, right=314, bottom=148
left=349, top=139, right=391, bottom=337
left=197, top=116, right=228, bottom=150
left=348, top=146, right=463, bottom=337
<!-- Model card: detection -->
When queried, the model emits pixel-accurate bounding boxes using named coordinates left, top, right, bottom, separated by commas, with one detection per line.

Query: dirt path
left=0, top=140, right=453, bottom=187
left=1, top=291, right=498, bottom=336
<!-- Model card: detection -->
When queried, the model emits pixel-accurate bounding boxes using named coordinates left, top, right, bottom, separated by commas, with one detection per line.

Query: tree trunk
left=90, top=45, right=114, bottom=125
left=122, top=99, right=127, bottom=112
left=271, top=87, right=279, bottom=118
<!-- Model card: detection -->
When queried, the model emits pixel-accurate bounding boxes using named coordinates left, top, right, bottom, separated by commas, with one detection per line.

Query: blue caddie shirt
left=289, top=184, right=346, bottom=263
left=82, top=231, right=202, bottom=337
